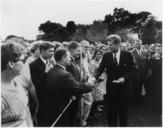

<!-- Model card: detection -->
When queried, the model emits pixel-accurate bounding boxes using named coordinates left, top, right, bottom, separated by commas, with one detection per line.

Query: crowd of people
left=1, top=34, right=162, bottom=127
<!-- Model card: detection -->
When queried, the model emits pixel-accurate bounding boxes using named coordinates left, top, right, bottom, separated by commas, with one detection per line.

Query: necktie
left=113, top=53, right=118, bottom=65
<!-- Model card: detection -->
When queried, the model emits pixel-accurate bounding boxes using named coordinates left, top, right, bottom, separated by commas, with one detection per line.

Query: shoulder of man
left=121, top=50, right=133, bottom=58
left=103, top=51, right=111, bottom=58
left=46, top=65, right=68, bottom=80
left=130, top=48, right=136, bottom=53
left=30, top=57, right=42, bottom=67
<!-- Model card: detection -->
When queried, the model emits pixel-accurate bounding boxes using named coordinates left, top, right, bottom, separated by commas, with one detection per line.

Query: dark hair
left=74, top=51, right=85, bottom=61
left=30, top=41, right=41, bottom=53
left=1, top=42, right=25, bottom=71
left=92, top=49, right=102, bottom=60
left=39, top=41, right=54, bottom=51
left=54, top=48, right=68, bottom=61
left=106, top=34, right=121, bottom=45
left=68, top=41, right=79, bottom=50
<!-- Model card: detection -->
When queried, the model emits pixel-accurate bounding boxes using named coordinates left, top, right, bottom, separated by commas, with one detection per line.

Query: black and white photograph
left=1, top=0, right=162, bottom=127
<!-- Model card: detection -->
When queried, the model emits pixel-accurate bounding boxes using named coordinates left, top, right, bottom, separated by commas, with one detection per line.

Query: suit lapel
left=38, top=57, right=46, bottom=72
left=119, top=51, right=123, bottom=65
left=107, top=52, right=114, bottom=66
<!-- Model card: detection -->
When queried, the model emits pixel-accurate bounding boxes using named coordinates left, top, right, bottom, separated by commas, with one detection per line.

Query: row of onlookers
left=1, top=35, right=162, bottom=127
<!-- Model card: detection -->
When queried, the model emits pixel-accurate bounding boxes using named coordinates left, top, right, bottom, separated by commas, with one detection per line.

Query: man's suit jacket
left=95, top=50, right=136, bottom=93
left=43, top=64, right=93, bottom=126
left=131, top=48, right=148, bottom=80
left=66, top=61, right=80, bottom=82
left=29, top=57, right=47, bottom=101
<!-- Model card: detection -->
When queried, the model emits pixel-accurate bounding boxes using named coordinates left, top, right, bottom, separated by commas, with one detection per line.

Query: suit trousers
left=105, top=84, right=128, bottom=126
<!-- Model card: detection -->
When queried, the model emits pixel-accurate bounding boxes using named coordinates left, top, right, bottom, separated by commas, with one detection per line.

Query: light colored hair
left=134, top=39, right=142, bottom=45
left=1, top=42, right=25, bottom=71
left=106, top=34, right=121, bottom=44
left=80, top=40, right=90, bottom=47
left=30, top=41, right=42, bottom=53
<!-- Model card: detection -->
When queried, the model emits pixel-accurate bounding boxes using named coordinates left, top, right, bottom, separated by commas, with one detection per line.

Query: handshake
left=87, top=77, right=96, bottom=86
left=87, top=77, right=104, bottom=86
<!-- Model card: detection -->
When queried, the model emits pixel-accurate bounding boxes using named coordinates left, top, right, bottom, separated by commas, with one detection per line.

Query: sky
left=1, top=0, right=163, bottom=40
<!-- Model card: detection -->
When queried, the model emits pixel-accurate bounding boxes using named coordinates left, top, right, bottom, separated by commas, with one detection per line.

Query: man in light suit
left=95, top=34, right=136, bottom=126
left=131, top=39, right=149, bottom=103
left=43, top=48, right=94, bottom=126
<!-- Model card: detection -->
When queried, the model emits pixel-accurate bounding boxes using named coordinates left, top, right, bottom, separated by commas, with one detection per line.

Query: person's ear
left=8, top=61, right=15, bottom=69
left=69, top=49, right=73, bottom=54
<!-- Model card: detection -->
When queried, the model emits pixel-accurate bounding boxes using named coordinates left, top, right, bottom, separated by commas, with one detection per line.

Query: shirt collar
left=113, top=48, right=120, bottom=56
left=117, top=48, right=120, bottom=56
left=136, top=48, right=141, bottom=52
left=136, top=49, right=141, bottom=55
left=56, top=63, right=66, bottom=70
left=40, top=56, right=47, bottom=65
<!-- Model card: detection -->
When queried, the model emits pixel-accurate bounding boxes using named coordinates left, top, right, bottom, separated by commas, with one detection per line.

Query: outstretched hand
left=88, top=77, right=96, bottom=86
left=112, top=77, right=125, bottom=84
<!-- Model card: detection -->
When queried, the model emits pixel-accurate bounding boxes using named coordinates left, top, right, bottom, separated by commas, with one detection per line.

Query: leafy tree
left=132, top=11, right=152, bottom=38
left=69, top=24, right=90, bottom=42
left=66, top=21, right=77, bottom=35
left=37, top=7, right=160, bottom=45
left=103, top=14, right=114, bottom=33
left=38, top=21, right=69, bottom=42
left=115, top=28, right=131, bottom=42
left=103, top=8, right=152, bottom=37
left=155, top=30, right=162, bottom=43
left=141, top=17, right=157, bottom=44
left=86, top=20, right=108, bottom=42
left=155, top=21, right=162, bottom=43
left=70, top=28, right=86, bottom=42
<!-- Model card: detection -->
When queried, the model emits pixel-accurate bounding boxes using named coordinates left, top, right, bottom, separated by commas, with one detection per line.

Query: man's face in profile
left=71, top=47, right=81, bottom=59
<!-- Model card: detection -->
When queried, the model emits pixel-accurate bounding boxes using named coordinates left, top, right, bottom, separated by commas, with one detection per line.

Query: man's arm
left=94, top=53, right=106, bottom=79
left=63, top=72, right=94, bottom=94
left=27, top=79, right=39, bottom=117
left=124, top=52, right=137, bottom=81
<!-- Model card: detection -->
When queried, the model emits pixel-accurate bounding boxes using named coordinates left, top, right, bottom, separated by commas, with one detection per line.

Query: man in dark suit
left=43, top=48, right=94, bottom=126
left=67, top=41, right=81, bottom=82
left=95, top=34, right=136, bottom=126
left=66, top=41, right=82, bottom=126
left=29, top=41, right=54, bottom=126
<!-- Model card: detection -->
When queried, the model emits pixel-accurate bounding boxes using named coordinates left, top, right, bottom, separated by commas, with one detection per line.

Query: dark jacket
left=95, top=50, right=136, bottom=93
left=66, top=61, right=80, bottom=82
left=30, top=57, right=47, bottom=101
left=42, top=64, right=93, bottom=126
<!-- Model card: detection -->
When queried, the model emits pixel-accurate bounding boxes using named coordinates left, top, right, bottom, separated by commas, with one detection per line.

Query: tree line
left=37, top=7, right=162, bottom=45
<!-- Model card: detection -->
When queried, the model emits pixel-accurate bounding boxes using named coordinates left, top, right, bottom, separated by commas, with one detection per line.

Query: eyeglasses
left=13, top=58, right=27, bottom=64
